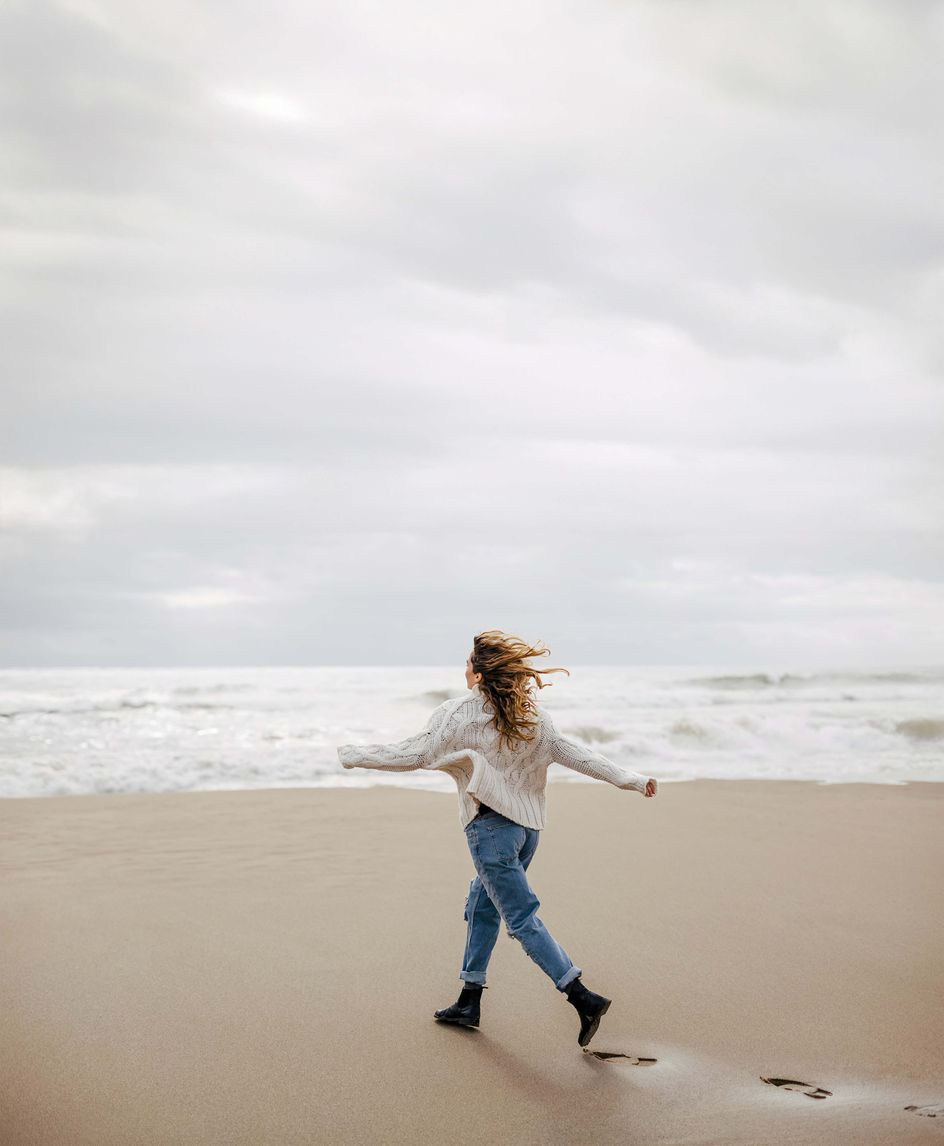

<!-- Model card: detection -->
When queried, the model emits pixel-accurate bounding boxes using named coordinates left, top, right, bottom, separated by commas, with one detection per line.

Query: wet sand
left=2, top=780, right=942, bottom=1145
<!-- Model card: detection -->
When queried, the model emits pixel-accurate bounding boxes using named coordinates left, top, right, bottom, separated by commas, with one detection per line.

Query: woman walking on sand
left=337, top=629, right=658, bottom=1047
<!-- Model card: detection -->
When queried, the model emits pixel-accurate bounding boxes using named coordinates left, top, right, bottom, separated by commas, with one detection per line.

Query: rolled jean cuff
left=460, top=973, right=487, bottom=986
left=556, top=965, right=582, bottom=992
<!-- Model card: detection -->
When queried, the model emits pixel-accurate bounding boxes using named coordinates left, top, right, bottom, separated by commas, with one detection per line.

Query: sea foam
left=1, top=664, right=941, bottom=797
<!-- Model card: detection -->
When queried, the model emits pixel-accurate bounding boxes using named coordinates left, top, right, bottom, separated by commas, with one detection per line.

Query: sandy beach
left=2, top=779, right=942, bottom=1145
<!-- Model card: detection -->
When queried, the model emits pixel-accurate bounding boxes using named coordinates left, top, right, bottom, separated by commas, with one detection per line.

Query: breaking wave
left=896, top=719, right=944, bottom=742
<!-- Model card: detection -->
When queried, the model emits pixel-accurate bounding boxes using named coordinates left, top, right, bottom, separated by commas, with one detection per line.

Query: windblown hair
left=470, top=629, right=570, bottom=752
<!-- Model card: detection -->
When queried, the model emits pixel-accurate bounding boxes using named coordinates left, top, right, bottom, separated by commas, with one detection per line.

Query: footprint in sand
left=583, top=1050, right=657, bottom=1065
left=905, top=1103, right=944, bottom=1118
left=761, top=1077, right=832, bottom=1099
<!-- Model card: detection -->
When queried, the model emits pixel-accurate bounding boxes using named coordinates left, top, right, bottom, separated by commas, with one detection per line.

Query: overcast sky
left=2, top=0, right=942, bottom=669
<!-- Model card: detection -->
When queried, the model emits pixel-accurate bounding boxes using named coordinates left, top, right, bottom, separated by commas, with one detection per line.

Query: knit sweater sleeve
left=337, top=703, right=451, bottom=772
left=540, top=710, right=650, bottom=794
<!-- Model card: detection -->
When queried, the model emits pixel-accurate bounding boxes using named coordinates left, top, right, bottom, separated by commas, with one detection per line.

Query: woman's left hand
left=643, top=778, right=658, bottom=797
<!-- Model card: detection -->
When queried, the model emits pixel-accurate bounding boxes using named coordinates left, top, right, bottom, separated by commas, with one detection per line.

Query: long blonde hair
left=470, top=629, right=570, bottom=751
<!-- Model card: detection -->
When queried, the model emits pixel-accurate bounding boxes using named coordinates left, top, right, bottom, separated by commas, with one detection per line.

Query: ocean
left=1, top=665, right=942, bottom=798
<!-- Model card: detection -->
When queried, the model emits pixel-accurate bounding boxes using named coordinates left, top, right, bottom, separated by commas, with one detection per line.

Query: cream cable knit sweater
left=337, top=683, right=652, bottom=830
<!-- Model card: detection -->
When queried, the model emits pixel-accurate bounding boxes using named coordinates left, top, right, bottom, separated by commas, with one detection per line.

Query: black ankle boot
left=565, top=977, right=611, bottom=1047
left=434, top=983, right=485, bottom=1028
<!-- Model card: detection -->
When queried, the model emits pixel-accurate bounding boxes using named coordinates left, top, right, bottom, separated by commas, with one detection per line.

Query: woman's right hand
left=643, top=778, right=658, bottom=797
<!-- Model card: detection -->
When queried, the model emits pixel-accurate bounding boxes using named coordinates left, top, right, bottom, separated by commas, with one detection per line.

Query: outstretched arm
left=337, top=704, right=450, bottom=773
left=542, top=711, right=656, bottom=796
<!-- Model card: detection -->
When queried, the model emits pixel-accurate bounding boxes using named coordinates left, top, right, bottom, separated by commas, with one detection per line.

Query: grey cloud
left=1, top=0, right=941, bottom=666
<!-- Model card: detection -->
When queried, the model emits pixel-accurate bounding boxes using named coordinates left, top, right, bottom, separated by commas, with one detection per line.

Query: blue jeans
left=460, top=809, right=582, bottom=992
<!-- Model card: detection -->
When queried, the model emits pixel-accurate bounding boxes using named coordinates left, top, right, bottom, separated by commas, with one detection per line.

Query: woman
left=337, top=629, right=658, bottom=1048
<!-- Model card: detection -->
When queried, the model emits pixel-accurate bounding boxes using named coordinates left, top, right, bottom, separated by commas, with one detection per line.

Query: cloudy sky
left=2, top=0, right=942, bottom=669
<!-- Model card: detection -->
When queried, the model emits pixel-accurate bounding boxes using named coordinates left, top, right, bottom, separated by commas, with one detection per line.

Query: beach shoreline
left=2, top=780, right=942, bottom=1144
